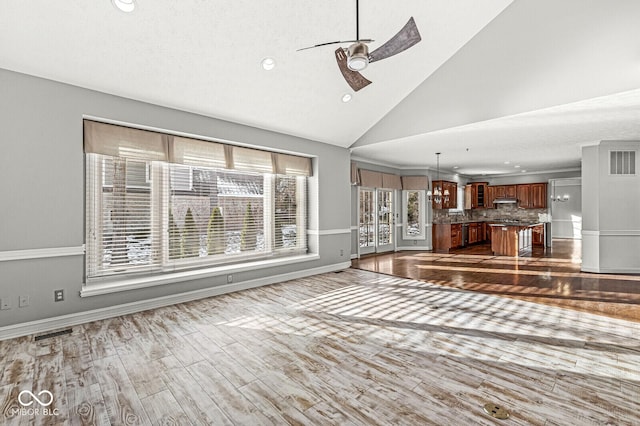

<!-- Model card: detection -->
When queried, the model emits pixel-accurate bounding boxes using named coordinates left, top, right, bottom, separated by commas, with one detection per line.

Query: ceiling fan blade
left=297, top=39, right=374, bottom=52
left=335, top=48, right=372, bottom=92
left=369, top=17, right=421, bottom=63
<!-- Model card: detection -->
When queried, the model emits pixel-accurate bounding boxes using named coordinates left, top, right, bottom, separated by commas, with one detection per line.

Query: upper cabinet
left=517, top=184, right=531, bottom=208
left=483, top=183, right=547, bottom=209
left=485, top=185, right=495, bottom=209
left=515, top=183, right=547, bottom=209
left=432, top=180, right=457, bottom=209
left=530, top=183, right=547, bottom=209
left=465, top=182, right=488, bottom=209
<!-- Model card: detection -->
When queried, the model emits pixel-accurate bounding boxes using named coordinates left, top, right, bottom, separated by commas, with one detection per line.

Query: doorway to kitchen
left=358, top=187, right=395, bottom=255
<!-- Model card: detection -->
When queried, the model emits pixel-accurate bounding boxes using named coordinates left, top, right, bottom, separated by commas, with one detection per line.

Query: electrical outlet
left=54, top=289, right=64, bottom=302
left=340, top=249, right=344, bottom=257
left=19, top=295, right=30, bottom=308
left=227, top=274, right=233, bottom=284
left=0, top=298, right=11, bottom=310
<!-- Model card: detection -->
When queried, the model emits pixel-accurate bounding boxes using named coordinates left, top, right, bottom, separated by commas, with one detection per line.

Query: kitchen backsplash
left=433, top=204, right=548, bottom=224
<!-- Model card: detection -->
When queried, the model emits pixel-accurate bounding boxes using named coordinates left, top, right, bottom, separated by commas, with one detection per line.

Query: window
left=402, top=190, right=425, bottom=239
left=84, top=120, right=311, bottom=282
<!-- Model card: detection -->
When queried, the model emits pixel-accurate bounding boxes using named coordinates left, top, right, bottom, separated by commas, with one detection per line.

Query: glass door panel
left=359, top=188, right=375, bottom=254
left=376, top=190, right=394, bottom=253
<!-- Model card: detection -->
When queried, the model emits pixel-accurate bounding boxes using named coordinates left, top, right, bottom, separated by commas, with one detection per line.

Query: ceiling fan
left=298, top=0, right=422, bottom=92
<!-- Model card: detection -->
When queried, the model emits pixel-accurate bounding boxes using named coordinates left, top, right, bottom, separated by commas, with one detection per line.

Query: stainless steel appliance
left=461, top=223, right=469, bottom=247
left=545, top=222, right=552, bottom=247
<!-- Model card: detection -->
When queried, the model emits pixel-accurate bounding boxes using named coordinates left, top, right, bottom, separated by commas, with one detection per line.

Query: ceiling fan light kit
left=298, top=0, right=421, bottom=91
left=347, top=43, right=369, bottom=71
left=112, top=0, right=135, bottom=13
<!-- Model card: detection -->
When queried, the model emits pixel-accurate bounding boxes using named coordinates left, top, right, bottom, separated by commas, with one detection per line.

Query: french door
left=359, top=188, right=395, bottom=255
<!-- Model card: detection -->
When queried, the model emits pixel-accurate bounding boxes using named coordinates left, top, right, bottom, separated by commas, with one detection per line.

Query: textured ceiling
left=0, top=0, right=511, bottom=146
left=1, top=0, right=640, bottom=177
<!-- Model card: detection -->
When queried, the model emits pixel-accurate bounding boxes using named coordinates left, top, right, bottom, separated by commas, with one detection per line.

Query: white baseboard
left=0, top=261, right=351, bottom=341
left=581, top=266, right=640, bottom=274
left=350, top=254, right=359, bottom=259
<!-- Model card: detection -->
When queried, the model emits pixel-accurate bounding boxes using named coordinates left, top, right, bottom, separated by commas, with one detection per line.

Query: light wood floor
left=1, top=268, right=639, bottom=425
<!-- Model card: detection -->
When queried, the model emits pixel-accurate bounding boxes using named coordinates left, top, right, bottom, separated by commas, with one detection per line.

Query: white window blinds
left=84, top=120, right=309, bottom=281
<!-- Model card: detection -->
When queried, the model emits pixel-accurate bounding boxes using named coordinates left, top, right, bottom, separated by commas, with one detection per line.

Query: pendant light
left=428, top=153, right=449, bottom=205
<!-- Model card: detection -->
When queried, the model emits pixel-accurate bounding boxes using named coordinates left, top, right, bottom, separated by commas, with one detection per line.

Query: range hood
left=493, top=198, right=518, bottom=204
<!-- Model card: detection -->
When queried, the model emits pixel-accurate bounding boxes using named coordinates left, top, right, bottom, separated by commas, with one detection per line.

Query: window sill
left=81, top=253, right=320, bottom=297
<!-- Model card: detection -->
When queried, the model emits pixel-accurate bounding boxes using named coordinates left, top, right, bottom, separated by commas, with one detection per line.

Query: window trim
left=81, top=253, right=320, bottom=297
left=402, top=189, right=426, bottom=240
left=84, top=118, right=311, bottom=286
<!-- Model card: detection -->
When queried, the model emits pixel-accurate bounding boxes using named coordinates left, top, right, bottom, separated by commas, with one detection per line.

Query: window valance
left=401, top=176, right=429, bottom=190
left=83, top=120, right=312, bottom=176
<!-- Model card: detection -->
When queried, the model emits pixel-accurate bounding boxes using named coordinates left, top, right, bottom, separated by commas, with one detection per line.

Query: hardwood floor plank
left=82, top=320, right=117, bottom=360
left=238, top=379, right=311, bottom=425
left=186, top=361, right=272, bottom=424
left=156, top=355, right=234, bottom=426
left=63, top=329, right=110, bottom=425
left=33, top=339, right=69, bottom=426
left=117, top=351, right=167, bottom=400
left=0, top=384, right=26, bottom=426
left=66, top=382, right=110, bottom=426
left=0, top=336, right=35, bottom=388
left=92, top=355, right=150, bottom=425
left=140, top=389, right=190, bottom=425
left=116, top=314, right=170, bottom=360
left=0, top=264, right=637, bottom=425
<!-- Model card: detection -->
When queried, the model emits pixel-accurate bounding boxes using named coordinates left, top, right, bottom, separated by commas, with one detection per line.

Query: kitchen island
left=490, top=222, right=543, bottom=256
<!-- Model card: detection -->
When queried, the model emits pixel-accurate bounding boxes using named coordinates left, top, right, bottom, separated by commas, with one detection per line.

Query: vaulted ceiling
left=1, top=0, right=639, bottom=176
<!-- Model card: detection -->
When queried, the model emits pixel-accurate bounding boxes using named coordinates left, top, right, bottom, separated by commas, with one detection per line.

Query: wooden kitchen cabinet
left=444, top=181, right=457, bottom=209
left=485, top=186, right=495, bottom=209
left=451, top=224, right=462, bottom=248
left=532, top=224, right=544, bottom=245
left=531, top=183, right=547, bottom=208
left=468, top=223, right=478, bottom=244
left=466, top=182, right=488, bottom=209
left=491, top=184, right=516, bottom=199
left=433, top=223, right=463, bottom=252
left=432, top=180, right=457, bottom=209
left=517, top=184, right=531, bottom=208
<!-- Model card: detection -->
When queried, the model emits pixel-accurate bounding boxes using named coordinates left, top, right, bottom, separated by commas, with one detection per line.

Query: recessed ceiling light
left=342, top=94, right=352, bottom=103
left=504, top=161, right=510, bottom=165
left=453, top=166, right=459, bottom=169
left=514, top=165, right=521, bottom=168
left=261, top=57, right=276, bottom=71
left=521, top=170, right=527, bottom=173
left=112, top=0, right=135, bottom=12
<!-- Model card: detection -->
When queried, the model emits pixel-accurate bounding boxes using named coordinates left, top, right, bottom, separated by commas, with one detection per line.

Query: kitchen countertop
left=436, top=220, right=549, bottom=225
left=488, top=222, right=545, bottom=227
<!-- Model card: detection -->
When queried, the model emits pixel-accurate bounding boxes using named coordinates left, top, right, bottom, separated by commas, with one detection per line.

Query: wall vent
left=34, top=328, right=73, bottom=341
left=610, top=151, right=636, bottom=175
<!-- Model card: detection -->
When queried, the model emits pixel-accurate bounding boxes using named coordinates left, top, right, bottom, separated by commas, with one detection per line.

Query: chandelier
left=427, top=152, right=449, bottom=205
left=550, top=180, right=570, bottom=202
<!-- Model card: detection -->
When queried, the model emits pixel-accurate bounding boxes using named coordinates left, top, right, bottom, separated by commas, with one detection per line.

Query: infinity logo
left=18, top=390, right=54, bottom=407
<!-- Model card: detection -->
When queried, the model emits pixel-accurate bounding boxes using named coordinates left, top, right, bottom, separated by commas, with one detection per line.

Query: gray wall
left=582, top=141, right=640, bottom=273
left=350, top=160, right=438, bottom=255
left=549, top=178, right=582, bottom=239
left=474, top=170, right=580, bottom=186
left=0, top=68, right=351, bottom=328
